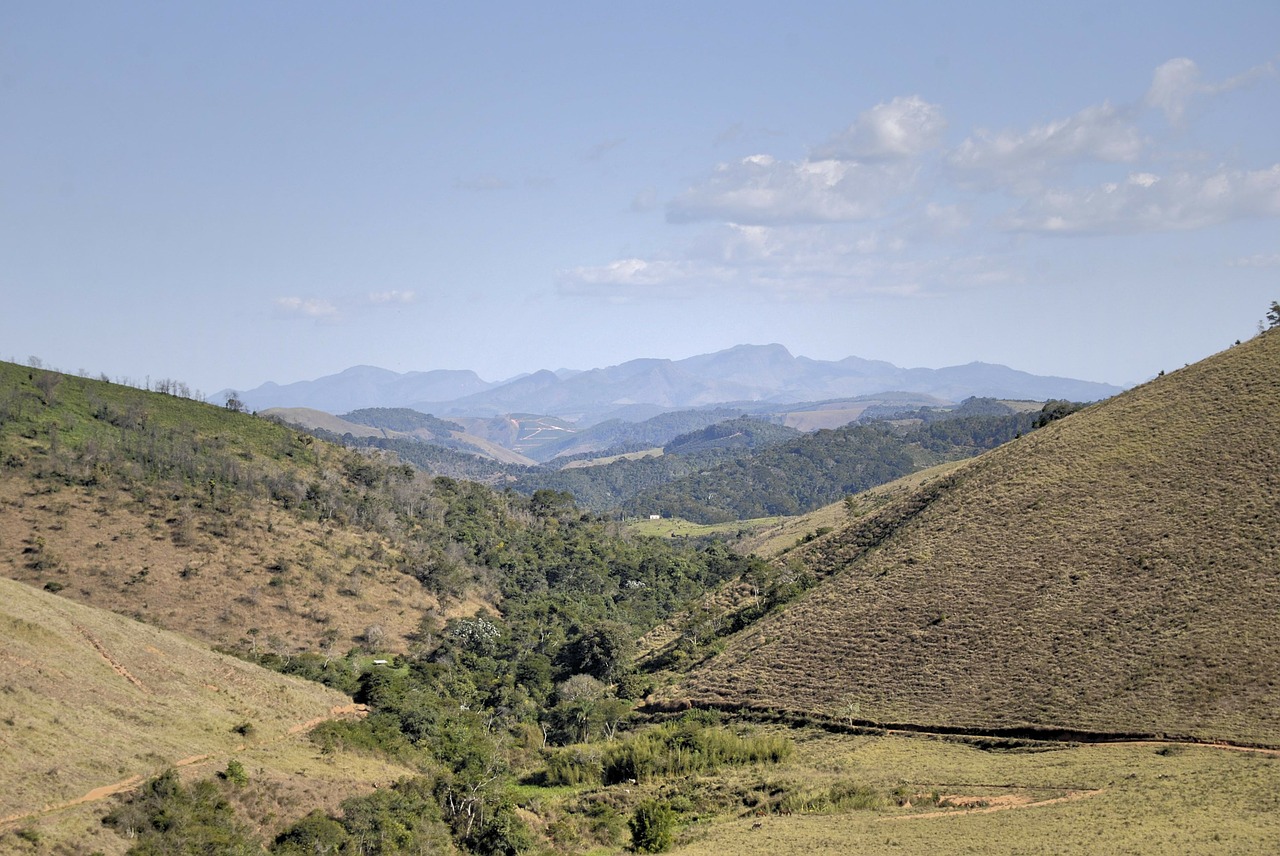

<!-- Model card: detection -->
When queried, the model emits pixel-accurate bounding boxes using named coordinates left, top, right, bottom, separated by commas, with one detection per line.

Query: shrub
left=629, top=799, right=675, bottom=853
left=601, top=721, right=791, bottom=784
left=222, top=759, right=248, bottom=786
left=543, top=746, right=604, bottom=786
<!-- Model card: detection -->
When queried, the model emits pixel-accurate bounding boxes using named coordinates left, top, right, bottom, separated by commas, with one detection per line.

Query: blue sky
left=2, top=2, right=1277, bottom=397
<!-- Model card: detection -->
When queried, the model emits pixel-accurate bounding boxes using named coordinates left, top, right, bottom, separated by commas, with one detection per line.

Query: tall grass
left=542, top=719, right=792, bottom=786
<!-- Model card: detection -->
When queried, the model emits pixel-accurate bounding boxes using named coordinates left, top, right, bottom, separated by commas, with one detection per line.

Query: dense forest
left=334, top=401, right=1083, bottom=525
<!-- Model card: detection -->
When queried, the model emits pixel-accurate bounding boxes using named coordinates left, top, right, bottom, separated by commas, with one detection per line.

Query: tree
left=224, top=391, right=245, bottom=413
left=1266, top=301, right=1280, bottom=331
left=560, top=621, right=633, bottom=683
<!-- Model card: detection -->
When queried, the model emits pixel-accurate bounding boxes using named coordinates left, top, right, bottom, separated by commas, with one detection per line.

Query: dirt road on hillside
left=0, top=703, right=365, bottom=830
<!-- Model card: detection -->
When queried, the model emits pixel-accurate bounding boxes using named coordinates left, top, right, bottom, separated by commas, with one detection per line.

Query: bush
left=629, top=799, right=675, bottom=853
left=602, top=721, right=791, bottom=784
left=222, top=759, right=248, bottom=786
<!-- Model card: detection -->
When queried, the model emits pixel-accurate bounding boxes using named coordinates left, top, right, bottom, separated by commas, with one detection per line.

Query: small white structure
left=649, top=514, right=661, bottom=520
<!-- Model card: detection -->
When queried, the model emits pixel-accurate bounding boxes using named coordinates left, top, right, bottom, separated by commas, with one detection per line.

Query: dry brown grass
left=733, top=460, right=972, bottom=559
left=678, top=331, right=1280, bottom=745
left=0, top=577, right=416, bottom=850
left=0, top=478, right=451, bottom=654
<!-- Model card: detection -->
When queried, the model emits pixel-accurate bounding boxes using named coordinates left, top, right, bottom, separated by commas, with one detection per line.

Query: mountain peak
left=232, top=346, right=1124, bottom=419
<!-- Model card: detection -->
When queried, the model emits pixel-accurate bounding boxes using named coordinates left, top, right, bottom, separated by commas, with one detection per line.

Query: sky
left=2, top=1, right=1278, bottom=397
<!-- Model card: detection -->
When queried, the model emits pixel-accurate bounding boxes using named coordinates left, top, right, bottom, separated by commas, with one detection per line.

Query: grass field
left=0, top=578, right=415, bottom=852
left=666, top=727, right=1280, bottom=855
left=626, top=514, right=788, bottom=540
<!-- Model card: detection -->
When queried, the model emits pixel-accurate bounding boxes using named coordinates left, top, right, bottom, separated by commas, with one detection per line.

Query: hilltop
left=677, top=331, right=1280, bottom=746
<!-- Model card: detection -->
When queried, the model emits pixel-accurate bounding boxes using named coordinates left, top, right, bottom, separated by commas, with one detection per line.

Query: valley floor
left=666, top=728, right=1280, bottom=855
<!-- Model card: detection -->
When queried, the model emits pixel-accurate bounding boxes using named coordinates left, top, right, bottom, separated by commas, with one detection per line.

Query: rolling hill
left=0, top=362, right=503, bottom=655
left=677, top=330, right=1280, bottom=746
left=0, top=577, right=408, bottom=852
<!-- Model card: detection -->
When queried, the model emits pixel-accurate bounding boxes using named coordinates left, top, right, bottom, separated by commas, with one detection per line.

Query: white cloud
left=558, top=257, right=727, bottom=301
left=1146, top=57, right=1277, bottom=126
left=812, top=95, right=947, bottom=162
left=274, top=296, right=339, bottom=318
left=667, top=153, right=916, bottom=225
left=1228, top=253, right=1280, bottom=268
left=905, top=202, right=972, bottom=240
left=947, top=101, right=1144, bottom=189
left=560, top=223, right=1015, bottom=301
left=368, top=289, right=416, bottom=305
left=566, top=56, right=1278, bottom=314
left=1003, top=165, right=1280, bottom=234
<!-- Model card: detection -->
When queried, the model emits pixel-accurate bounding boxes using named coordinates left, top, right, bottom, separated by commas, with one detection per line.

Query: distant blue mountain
left=231, top=366, right=493, bottom=413
left=230, top=345, right=1125, bottom=421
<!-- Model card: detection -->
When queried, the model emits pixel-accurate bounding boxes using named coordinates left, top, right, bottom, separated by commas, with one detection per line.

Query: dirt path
left=74, top=623, right=148, bottom=692
left=0, top=704, right=365, bottom=830
left=880, top=788, right=1103, bottom=822
left=1118, top=739, right=1280, bottom=757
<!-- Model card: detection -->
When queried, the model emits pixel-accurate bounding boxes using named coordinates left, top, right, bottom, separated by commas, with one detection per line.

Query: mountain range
left=229, top=344, right=1126, bottom=423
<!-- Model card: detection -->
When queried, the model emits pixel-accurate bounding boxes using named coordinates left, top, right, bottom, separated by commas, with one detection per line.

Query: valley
left=1, top=330, right=1277, bottom=854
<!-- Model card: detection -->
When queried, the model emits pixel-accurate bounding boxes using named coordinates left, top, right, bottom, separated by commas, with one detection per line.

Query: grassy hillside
left=0, top=577, right=411, bottom=852
left=678, top=331, right=1280, bottom=745
left=0, top=363, right=470, bottom=653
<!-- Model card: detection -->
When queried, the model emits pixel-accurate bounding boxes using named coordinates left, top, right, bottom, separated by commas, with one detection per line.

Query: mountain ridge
left=229, top=345, right=1125, bottom=421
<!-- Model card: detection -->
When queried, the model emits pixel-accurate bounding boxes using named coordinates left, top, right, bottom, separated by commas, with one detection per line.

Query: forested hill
left=0, top=360, right=765, bottom=658
left=340, top=406, right=465, bottom=438
left=0, top=359, right=783, bottom=853
left=615, top=402, right=1077, bottom=523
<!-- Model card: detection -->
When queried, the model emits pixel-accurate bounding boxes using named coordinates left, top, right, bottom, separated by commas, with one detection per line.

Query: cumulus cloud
left=566, top=56, right=1277, bottom=309
left=812, top=95, right=947, bottom=161
left=368, top=289, right=416, bottom=305
left=947, top=101, right=1144, bottom=189
left=274, top=297, right=339, bottom=319
left=1146, top=57, right=1276, bottom=126
left=667, top=153, right=916, bottom=225
left=1002, top=165, right=1280, bottom=234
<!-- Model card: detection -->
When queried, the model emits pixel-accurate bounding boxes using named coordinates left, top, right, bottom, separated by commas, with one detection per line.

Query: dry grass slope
left=0, top=363, right=493, bottom=654
left=0, top=577, right=361, bottom=823
left=682, top=332, right=1280, bottom=745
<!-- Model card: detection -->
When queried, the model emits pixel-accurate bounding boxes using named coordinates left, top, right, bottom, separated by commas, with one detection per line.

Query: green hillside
left=678, top=331, right=1280, bottom=745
